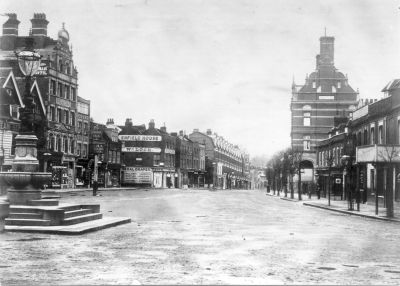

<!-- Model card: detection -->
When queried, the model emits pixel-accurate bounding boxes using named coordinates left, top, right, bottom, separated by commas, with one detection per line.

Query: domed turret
left=58, top=22, right=69, bottom=44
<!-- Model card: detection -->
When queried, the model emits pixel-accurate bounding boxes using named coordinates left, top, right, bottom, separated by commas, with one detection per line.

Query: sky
left=1, top=0, right=400, bottom=159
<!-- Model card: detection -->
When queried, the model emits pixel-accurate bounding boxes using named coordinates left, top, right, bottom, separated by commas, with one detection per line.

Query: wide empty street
left=1, top=189, right=400, bottom=285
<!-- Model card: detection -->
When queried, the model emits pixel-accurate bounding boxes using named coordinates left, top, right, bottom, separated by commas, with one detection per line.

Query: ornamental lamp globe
left=17, top=50, right=41, bottom=77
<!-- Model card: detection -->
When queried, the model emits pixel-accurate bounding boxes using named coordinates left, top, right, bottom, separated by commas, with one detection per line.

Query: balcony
left=356, top=144, right=400, bottom=163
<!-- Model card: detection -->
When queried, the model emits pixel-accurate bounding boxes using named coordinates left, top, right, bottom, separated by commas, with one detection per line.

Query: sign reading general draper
left=119, top=135, right=162, bottom=141
left=124, top=167, right=153, bottom=184
left=122, top=147, right=161, bottom=153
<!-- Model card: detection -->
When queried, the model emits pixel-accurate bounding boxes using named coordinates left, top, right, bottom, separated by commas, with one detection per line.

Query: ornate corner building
left=291, top=34, right=359, bottom=182
left=0, top=13, right=90, bottom=188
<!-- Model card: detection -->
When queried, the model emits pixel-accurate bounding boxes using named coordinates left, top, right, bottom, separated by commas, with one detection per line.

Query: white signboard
left=124, top=167, right=152, bottom=184
left=122, top=147, right=161, bottom=153
left=119, top=135, right=162, bottom=141
left=165, top=148, right=175, bottom=154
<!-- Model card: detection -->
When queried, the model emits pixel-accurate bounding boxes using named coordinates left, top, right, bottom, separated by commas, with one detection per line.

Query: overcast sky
left=2, top=0, right=400, bottom=158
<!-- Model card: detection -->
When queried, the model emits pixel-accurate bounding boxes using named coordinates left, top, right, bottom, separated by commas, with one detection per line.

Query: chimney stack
left=31, top=13, right=49, bottom=37
left=193, top=128, right=199, bottom=133
left=1, top=14, right=20, bottom=50
left=2, top=13, right=19, bottom=36
left=206, top=129, right=212, bottom=135
left=160, top=126, right=167, bottom=133
left=125, top=118, right=132, bottom=127
left=149, top=119, right=155, bottom=129
left=179, top=130, right=184, bottom=136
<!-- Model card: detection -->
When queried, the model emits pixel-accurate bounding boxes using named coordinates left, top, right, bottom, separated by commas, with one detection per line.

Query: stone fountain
left=0, top=40, right=130, bottom=234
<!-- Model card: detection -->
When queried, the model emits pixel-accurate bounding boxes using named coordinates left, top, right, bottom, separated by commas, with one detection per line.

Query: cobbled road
left=1, top=189, right=400, bottom=285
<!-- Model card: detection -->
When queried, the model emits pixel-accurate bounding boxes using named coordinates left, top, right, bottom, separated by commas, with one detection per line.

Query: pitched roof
left=382, top=79, right=400, bottom=92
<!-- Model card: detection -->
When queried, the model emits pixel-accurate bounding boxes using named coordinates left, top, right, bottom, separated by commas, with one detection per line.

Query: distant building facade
left=291, top=34, right=359, bottom=183
left=119, top=119, right=176, bottom=188
left=189, top=129, right=250, bottom=189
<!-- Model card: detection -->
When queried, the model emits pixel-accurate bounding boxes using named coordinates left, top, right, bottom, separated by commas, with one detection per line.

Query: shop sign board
left=93, top=143, right=104, bottom=154
left=119, top=135, right=162, bottom=141
left=164, top=148, right=175, bottom=154
left=124, top=167, right=152, bottom=184
left=122, top=147, right=161, bottom=153
left=92, top=131, right=103, bottom=141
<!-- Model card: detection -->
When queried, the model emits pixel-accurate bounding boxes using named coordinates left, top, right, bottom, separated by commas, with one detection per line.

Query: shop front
left=104, top=163, right=121, bottom=187
left=153, top=167, right=176, bottom=188
left=122, top=166, right=153, bottom=187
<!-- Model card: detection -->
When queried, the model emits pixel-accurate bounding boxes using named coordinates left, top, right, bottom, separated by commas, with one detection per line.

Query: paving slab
left=4, top=216, right=131, bottom=235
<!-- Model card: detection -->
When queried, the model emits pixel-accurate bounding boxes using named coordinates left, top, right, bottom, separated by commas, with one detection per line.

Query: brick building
left=291, top=34, right=359, bottom=186
left=0, top=13, right=90, bottom=188
left=352, top=80, right=400, bottom=215
left=88, top=119, right=122, bottom=188
left=172, top=131, right=206, bottom=188
left=119, top=119, right=176, bottom=188
left=189, top=129, right=250, bottom=189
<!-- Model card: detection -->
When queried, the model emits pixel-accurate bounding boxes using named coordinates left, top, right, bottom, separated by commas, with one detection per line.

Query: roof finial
left=324, top=27, right=327, bottom=37
left=62, top=22, right=65, bottom=29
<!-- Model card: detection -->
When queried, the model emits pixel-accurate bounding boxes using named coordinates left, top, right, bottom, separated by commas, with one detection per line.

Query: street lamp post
left=16, top=40, right=42, bottom=135
left=341, top=155, right=354, bottom=211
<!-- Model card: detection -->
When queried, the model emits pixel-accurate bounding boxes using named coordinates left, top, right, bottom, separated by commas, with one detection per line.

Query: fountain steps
left=5, top=202, right=102, bottom=227
left=62, top=213, right=103, bottom=225
left=8, top=212, right=42, bottom=219
left=28, top=199, right=59, bottom=206
left=5, top=218, right=51, bottom=226
left=41, top=195, right=62, bottom=199
left=64, top=208, right=94, bottom=218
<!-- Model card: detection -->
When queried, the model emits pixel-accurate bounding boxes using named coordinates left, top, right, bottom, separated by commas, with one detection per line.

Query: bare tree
left=377, top=144, right=400, bottom=217
left=288, top=148, right=303, bottom=200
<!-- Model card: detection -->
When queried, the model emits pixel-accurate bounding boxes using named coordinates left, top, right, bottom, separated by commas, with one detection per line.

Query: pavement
left=2, top=188, right=400, bottom=285
left=266, top=190, right=400, bottom=223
